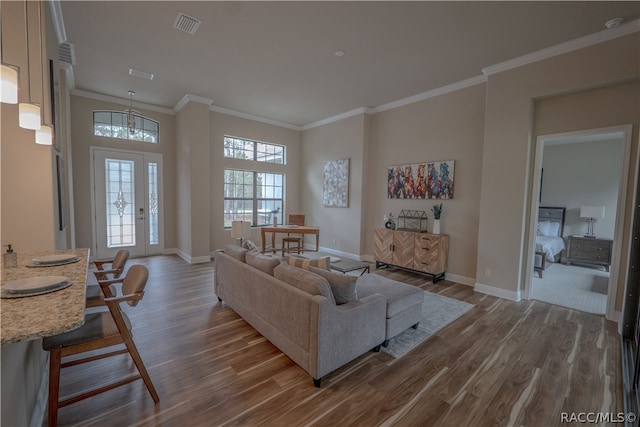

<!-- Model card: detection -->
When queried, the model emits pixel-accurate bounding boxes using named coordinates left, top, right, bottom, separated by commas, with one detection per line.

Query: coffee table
left=330, top=259, right=370, bottom=276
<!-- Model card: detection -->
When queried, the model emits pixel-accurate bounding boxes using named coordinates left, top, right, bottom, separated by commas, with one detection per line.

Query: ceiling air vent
left=174, top=12, right=201, bottom=35
left=59, top=41, right=76, bottom=65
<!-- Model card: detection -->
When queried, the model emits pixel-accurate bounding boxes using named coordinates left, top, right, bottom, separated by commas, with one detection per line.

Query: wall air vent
left=174, top=12, right=201, bottom=35
left=59, top=41, right=76, bottom=65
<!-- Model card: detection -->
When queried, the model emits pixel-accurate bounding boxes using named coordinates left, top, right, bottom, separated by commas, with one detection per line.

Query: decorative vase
left=433, top=219, right=441, bottom=235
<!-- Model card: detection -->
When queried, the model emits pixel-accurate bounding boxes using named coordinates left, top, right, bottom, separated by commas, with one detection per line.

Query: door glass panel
left=148, top=162, right=159, bottom=245
left=105, top=159, right=136, bottom=248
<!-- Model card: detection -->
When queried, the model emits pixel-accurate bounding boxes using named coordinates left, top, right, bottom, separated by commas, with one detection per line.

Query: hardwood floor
left=52, top=255, right=622, bottom=426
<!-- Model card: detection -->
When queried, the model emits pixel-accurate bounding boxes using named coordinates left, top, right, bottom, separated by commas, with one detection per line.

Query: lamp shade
left=1, top=64, right=19, bottom=104
left=19, top=103, right=41, bottom=130
left=231, top=220, right=251, bottom=238
left=35, top=125, right=53, bottom=145
left=580, top=206, right=605, bottom=219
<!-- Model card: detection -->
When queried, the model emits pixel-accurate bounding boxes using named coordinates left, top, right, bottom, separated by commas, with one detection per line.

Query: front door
left=92, top=148, right=163, bottom=259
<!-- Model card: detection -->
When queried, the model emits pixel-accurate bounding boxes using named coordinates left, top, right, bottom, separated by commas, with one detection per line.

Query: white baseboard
left=315, top=246, right=364, bottom=261
left=445, top=273, right=475, bottom=287
left=170, top=248, right=211, bottom=264
left=474, top=282, right=521, bottom=301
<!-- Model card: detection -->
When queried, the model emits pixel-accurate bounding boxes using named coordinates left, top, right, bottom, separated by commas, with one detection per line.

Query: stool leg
left=48, top=349, right=62, bottom=427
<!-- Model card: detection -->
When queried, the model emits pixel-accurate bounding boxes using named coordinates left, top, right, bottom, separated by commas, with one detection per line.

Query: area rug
left=382, top=291, right=474, bottom=358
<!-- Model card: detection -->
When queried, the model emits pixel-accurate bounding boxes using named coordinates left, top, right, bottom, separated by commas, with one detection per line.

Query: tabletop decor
left=432, top=203, right=443, bottom=234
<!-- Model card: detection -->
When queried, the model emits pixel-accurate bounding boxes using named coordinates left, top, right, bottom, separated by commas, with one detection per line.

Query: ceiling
left=59, top=1, right=640, bottom=128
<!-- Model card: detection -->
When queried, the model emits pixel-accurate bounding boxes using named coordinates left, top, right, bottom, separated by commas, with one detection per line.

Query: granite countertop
left=1, top=248, right=90, bottom=345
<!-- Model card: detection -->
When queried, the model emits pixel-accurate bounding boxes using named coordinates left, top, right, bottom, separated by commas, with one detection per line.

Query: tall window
left=93, top=111, right=159, bottom=143
left=224, top=136, right=285, bottom=164
left=224, top=170, right=283, bottom=228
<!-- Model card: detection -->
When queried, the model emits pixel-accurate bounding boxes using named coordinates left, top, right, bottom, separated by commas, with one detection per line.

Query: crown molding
left=300, top=107, right=371, bottom=131
left=71, top=89, right=176, bottom=115
left=369, top=75, right=487, bottom=115
left=208, top=105, right=302, bottom=131
left=483, top=18, right=640, bottom=76
left=48, top=1, right=67, bottom=46
left=173, top=94, right=214, bottom=112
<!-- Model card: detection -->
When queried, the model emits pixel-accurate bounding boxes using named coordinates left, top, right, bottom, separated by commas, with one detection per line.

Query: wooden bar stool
left=43, top=265, right=159, bottom=426
left=282, top=214, right=305, bottom=256
left=86, top=249, right=130, bottom=308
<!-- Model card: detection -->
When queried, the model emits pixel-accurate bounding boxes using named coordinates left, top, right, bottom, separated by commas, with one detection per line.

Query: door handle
left=137, top=207, right=145, bottom=220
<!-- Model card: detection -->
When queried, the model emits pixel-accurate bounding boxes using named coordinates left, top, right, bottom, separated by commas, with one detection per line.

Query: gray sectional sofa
left=214, top=244, right=423, bottom=386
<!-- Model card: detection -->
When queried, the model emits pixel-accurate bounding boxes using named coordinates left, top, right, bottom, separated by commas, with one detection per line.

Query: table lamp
left=231, top=220, right=251, bottom=246
left=580, top=205, right=605, bottom=238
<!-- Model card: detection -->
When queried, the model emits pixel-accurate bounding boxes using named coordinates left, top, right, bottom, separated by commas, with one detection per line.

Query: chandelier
left=127, top=90, right=136, bottom=135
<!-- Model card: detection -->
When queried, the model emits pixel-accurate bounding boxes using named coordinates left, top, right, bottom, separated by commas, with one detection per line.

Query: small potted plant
left=431, top=203, right=443, bottom=234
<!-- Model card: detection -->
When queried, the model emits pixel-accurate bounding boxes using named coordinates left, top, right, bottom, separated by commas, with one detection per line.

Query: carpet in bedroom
left=382, top=290, right=474, bottom=358
left=532, top=262, right=608, bottom=314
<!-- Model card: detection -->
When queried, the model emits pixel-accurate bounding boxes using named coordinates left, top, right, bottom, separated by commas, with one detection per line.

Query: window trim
left=223, top=135, right=286, bottom=164
left=223, top=168, right=284, bottom=229
left=93, top=110, right=160, bottom=143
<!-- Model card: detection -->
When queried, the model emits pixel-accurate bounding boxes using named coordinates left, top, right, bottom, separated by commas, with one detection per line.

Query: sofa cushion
left=273, top=264, right=336, bottom=304
left=356, top=274, right=423, bottom=318
left=243, top=239, right=260, bottom=253
left=224, top=244, right=248, bottom=262
left=308, top=266, right=358, bottom=305
left=286, top=255, right=331, bottom=271
left=246, top=251, right=280, bottom=276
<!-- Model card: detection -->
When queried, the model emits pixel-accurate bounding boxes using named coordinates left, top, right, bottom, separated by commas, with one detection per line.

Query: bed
left=534, top=207, right=566, bottom=278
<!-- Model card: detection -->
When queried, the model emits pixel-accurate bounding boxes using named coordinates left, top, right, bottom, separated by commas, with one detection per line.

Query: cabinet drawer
left=571, top=249, right=610, bottom=263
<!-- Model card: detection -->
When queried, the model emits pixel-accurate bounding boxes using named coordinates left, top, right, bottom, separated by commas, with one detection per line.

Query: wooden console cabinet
left=564, top=236, right=613, bottom=272
left=374, top=228, right=449, bottom=282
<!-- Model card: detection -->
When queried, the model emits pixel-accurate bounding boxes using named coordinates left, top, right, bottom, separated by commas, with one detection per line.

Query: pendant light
left=127, top=90, right=136, bottom=135
left=1, top=64, right=19, bottom=104
left=35, top=2, right=52, bottom=145
left=19, top=1, right=41, bottom=130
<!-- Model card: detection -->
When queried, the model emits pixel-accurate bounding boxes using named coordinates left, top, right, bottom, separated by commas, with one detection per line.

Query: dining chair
left=282, top=214, right=305, bottom=257
left=86, top=249, right=129, bottom=308
left=42, top=265, right=159, bottom=426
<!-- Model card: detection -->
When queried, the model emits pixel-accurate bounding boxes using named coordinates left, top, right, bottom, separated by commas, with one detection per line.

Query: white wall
left=541, top=139, right=623, bottom=239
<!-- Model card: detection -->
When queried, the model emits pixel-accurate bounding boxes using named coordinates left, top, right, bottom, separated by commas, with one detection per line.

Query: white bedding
left=535, top=235, right=564, bottom=262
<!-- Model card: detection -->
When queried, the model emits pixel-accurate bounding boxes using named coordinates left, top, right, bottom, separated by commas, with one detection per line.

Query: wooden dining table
left=260, top=225, right=320, bottom=254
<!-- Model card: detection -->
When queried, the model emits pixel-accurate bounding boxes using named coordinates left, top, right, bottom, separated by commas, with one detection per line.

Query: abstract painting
left=323, top=158, right=349, bottom=207
left=388, top=160, right=455, bottom=199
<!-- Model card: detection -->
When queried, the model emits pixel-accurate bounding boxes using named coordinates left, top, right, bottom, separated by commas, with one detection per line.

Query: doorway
left=524, top=125, right=633, bottom=319
left=91, top=147, right=164, bottom=259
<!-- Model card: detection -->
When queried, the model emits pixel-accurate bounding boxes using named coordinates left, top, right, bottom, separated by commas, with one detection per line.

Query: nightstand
left=565, top=236, right=613, bottom=271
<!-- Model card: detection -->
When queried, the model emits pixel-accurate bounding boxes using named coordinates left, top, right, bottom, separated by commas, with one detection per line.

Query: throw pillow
left=286, top=255, right=331, bottom=271
left=308, top=266, right=357, bottom=305
left=224, top=244, right=248, bottom=262
left=243, top=239, right=260, bottom=253
left=246, top=251, right=281, bottom=276
left=273, top=264, right=336, bottom=304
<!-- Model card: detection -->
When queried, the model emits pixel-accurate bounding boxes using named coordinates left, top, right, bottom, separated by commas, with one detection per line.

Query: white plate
left=3, top=276, right=69, bottom=294
left=32, top=254, right=78, bottom=265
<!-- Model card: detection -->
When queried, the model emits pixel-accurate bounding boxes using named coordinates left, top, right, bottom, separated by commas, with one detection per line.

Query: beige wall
left=210, top=111, right=302, bottom=251
left=477, top=34, right=639, bottom=299
left=533, top=81, right=639, bottom=310
left=70, top=95, right=177, bottom=253
left=1, top=2, right=62, bottom=426
left=541, top=139, right=623, bottom=239
left=301, top=114, right=368, bottom=256
left=366, top=84, right=486, bottom=282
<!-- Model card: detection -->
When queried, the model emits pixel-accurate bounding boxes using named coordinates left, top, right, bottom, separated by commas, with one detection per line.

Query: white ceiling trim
left=208, top=105, right=301, bottom=131
left=300, top=108, right=370, bottom=131
left=71, top=89, right=175, bottom=115
left=48, top=0, right=75, bottom=91
left=369, top=75, right=487, bottom=115
left=173, top=94, right=213, bottom=112
left=483, top=18, right=640, bottom=76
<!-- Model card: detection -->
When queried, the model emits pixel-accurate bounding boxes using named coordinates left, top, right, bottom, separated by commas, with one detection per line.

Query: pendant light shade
left=19, top=102, right=41, bottom=130
left=1, top=64, right=19, bottom=104
left=35, top=124, right=53, bottom=145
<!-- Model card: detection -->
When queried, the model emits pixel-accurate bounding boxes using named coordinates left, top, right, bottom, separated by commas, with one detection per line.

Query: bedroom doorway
left=524, top=125, right=632, bottom=318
